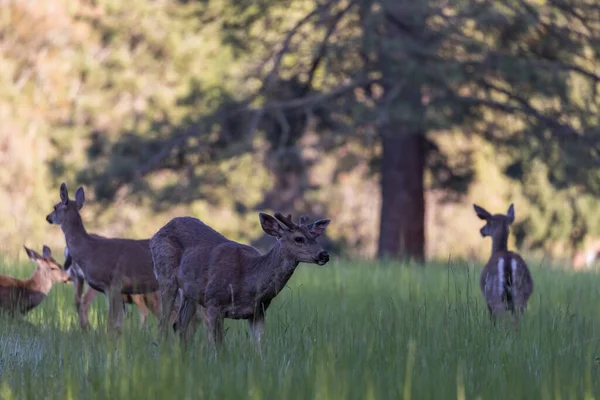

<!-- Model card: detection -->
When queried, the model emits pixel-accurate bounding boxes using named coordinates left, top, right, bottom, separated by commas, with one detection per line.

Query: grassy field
left=0, top=257, right=599, bottom=399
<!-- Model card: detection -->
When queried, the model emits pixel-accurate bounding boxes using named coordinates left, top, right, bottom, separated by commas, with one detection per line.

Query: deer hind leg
left=203, top=307, right=224, bottom=345
left=175, top=296, right=197, bottom=343
left=73, top=277, right=85, bottom=313
left=107, top=283, right=125, bottom=334
left=79, top=286, right=100, bottom=329
left=150, top=240, right=182, bottom=339
left=130, top=295, right=149, bottom=328
left=146, top=292, right=161, bottom=322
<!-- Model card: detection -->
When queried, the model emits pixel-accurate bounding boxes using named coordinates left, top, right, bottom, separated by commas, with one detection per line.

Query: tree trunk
left=377, top=130, right=426, bottom=262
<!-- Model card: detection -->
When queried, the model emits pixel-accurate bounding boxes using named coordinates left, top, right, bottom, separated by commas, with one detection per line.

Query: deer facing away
left=63, top=244, right=160, bottom=329
left=150, top=212, right=330, bottom=346
left=46, top=183, right=159, bottom=332
left=474, top=203, right=534, bottom=325
left=0, top=246, right=70, bottom=317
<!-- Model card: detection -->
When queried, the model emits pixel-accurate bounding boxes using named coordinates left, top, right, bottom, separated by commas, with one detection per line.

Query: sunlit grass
left=0, top=257, right=599, bottom=399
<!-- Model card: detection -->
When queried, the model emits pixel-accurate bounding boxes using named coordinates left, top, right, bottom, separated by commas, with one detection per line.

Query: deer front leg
left=79, top=286, right=99, bottom=329
left=248, top=312, right=265, bottom=358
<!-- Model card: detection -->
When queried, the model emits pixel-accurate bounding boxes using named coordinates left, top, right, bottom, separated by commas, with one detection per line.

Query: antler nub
left=274, top=212, right=297, bottom=230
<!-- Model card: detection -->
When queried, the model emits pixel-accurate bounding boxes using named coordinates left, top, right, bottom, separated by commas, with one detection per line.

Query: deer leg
left=79, top=286, right=99, bottom=329
left=107, top=284, right=125, bottom=334
left=204, top=308, right=224, bottom=345
left=176, top=296, right=197, bottom=343
left=158, top=281, right=178, bottom=339
left=73, top=277, right=84, bottom=313
left=130, top=295, right=149, bottom=328
left=248, top=313, right=265, bottom=359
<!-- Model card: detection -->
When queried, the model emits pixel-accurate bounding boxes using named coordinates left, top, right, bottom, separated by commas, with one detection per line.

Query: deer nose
left=46, top=214, right=52, bottom=224
left=317, top=251, right=329, bottom=264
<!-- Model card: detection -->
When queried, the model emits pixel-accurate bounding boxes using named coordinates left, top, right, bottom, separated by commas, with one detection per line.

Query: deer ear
left=506, top=204, right=515, bottom=224
left=75, top=187, right=85, bottom=210
left=60, top=183, right=69, bottom=205
left=259, top=213, right=284, bottom=238
left=308, top=219, right=330, bottom=238
left=42, top=245, right=52, bottom=258
left=473, top=204, right=491, bottom=220
left=24, top=246, right=40, bottom=261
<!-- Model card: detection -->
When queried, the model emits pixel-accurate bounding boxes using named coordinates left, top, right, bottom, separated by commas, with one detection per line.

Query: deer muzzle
left=46, top=214, right=53, bottom=224
left=316, top=251, right=330, bottom=265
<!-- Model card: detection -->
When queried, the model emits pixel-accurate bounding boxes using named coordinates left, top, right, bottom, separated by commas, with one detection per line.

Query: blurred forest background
left=1, top=0, right=599, bottom=265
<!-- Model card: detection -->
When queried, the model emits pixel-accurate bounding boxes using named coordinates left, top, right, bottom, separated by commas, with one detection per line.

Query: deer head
left=259, top=212, right=331, bottom=265
left=24, top=245, right=71, bottom=284
left=46, top=183, right=85, bottom=225
left=473, top=203, right=515, bottom=238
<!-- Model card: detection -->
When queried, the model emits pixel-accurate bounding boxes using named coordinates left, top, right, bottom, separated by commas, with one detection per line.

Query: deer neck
left=253, top=241, right=299, bottom=300
left=491, top=225, right=509, bottom=254
left=25, top=269, right=53, bottom=297
left=61, top=211, right=91, bottom=252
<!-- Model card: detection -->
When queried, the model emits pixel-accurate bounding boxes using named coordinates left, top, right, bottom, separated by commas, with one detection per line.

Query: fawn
left=46, top=183, right=158, bottom=332
left=150, top=212, right=330, bottom=347
left=474, top=203, right=534, bottom=325
left=63, top=244, right=160, bottom=329
left=0, top=246, right=70, bottom=316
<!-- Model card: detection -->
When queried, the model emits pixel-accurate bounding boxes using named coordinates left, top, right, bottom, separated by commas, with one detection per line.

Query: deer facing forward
left=0, top=246, right=70, bottom=316
left=474, top=203, right=534, bottom=325
left=150, top=212, right=330, bottom=346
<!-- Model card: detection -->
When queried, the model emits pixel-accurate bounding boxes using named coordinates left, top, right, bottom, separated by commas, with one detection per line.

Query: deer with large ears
left=63, top=244, right=160, bottom=329
left=150, top=212, right=331, bottom=347
left=474, top=203, right=534, bottom=325
left=0, top=246, right=71, bottom=316
left=46, top=183, right=159, bottom=332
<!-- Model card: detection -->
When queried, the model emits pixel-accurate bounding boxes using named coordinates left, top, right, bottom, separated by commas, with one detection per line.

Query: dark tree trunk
left=377, top=130, right=426, bottom=262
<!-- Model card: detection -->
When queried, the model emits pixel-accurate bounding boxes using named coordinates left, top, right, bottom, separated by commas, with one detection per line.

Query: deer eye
left=294, top=237, right=305, bottom=244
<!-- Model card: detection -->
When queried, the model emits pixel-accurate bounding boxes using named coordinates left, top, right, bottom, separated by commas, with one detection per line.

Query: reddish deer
left=0, top=246, right=71, bottom=316
left=150, top=212, right=330, bottom=346
left=474, top=203, right=534, bottom=325
left=63, top=245, right=160, bottom=329
left=571, top=239, right=600, bottom=270
left=46, top=183, right=159, bottom=332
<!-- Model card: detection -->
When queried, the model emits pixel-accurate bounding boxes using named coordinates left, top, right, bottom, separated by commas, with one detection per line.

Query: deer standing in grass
left=150, top=212, right=331, bottom=347
left=0, top=246, right=70, bottom=316
left=46, top=183, right=159, bottom=332
left=474, top=203, right=534, bottom=326
left=63, top=244, right=160, bottom=329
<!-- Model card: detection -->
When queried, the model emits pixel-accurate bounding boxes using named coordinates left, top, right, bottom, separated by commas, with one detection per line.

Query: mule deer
left=150, top=212, right=330, bottom=346
left=474, top=203, right=534, bottom=325
left=571, top=239, right=600, bottom=270
left=63, top=245, right=160, bottom=329
left=0, top=246, right=70, bottom=316
left=46, top=183, right=159, bottom=332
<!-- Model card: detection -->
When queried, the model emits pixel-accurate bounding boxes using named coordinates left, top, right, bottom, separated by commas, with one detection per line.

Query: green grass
left=0, top=258, right=599, bottom=399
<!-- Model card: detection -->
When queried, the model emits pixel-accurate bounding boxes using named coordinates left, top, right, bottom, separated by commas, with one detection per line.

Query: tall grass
left=0, top=257, right=599, bottom=399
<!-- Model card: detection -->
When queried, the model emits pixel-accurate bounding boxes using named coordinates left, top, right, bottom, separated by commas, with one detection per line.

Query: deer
left=150, top=212, right=331, bottom=348
left=63, top=244, right=160, bottom=329
left=0, top=245, right=71, bottom=317
left=46, top=183, right=159, bottom=332
left=474, top=203, right=534, bottom=327
left=571, top=238, right=600, bottom=270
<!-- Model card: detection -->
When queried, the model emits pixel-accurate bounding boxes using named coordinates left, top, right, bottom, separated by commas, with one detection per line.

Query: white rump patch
left=511, top=259, right=518, bottom=296
left=497, top=258, right=505, bottom=293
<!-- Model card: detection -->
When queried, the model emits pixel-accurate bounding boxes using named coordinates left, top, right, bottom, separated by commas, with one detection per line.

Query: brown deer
left=571, top=239, right=600, bottom=270
left=63, top=245, right=160, bottom=329
left=150, top=212, right=330, bottom=346
left=0, top=246, right=71, bottom=316
left=46, top=183, right=159, bottom=332
left=474, top=203, right=534, bottom=326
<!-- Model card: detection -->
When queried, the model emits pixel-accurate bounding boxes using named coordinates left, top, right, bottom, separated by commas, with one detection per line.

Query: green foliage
left=1, top=259, right=600, bottom=398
